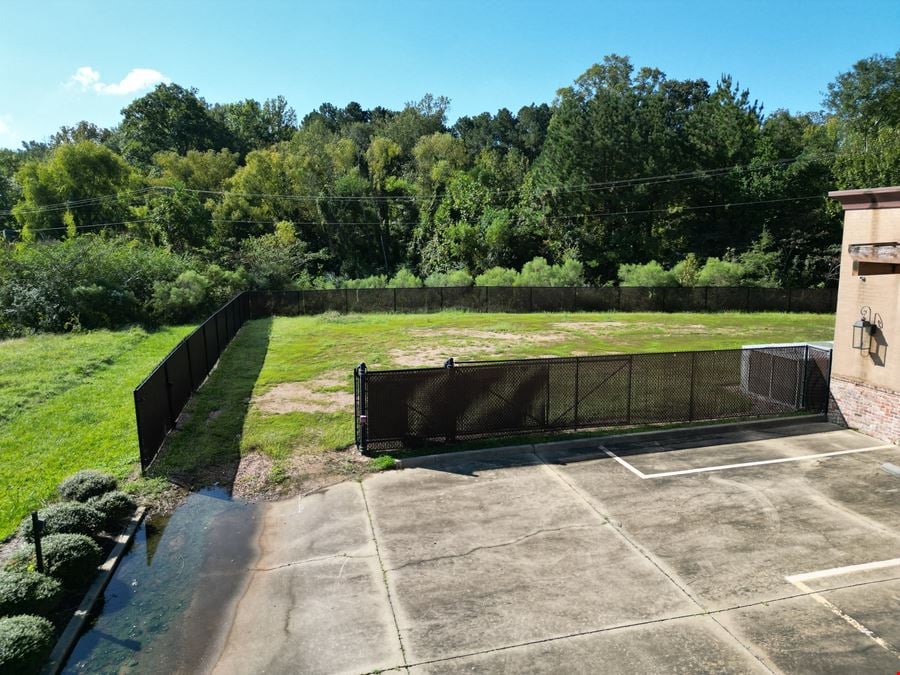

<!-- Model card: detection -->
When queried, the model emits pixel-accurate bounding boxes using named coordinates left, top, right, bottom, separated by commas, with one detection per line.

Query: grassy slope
left=0, top=326, right=192, bottom=538
left=161, top=311, right=835, bottom=475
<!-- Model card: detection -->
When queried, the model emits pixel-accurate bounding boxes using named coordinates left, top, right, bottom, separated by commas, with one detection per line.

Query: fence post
left=787, top=287, right=793, bottom=312
left=573, top=357, right=580, bottom=430
left=185, top=337, right=195, bottom=392
left=393, top=288, right=397, bottom=313
left=544, top=360, right=550, bottom=429
left=201, top=323, right=212, bottom=371
left=626, top=355, right=633, bottom=424
left=214, top=312, right=222, bottom=356
left=134, top=389, right=146, bottom=471
left=704, top=286, right=709, bottom=312
left=31, top=512, right=44, bottom=573
left=800, top=344, right=809, bottom=409
left=440, top=286, right=444, bottom=311
left=445, top=358, right=457, bottom=442
left=529, top=287, right=534, bottom=312
left=163, top=361, right=177, bottom=428
left=688, top=352, right=697, bottom=421
left=617, top=286, right=623, bottom=311
left=344, top=288, right=349, bottom=314
left=357, top=363, right=368, bottom=455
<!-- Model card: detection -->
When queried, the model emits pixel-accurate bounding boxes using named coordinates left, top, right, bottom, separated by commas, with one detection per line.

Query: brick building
left=827, top=186, right=900, bottom=443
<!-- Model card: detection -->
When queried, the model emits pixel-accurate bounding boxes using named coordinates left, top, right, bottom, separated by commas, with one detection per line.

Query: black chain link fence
left=133, top=294, right=250, bottom=470
left=247, top=286, right=837, bottom=315
left=134, top=286, right=835, bottom=471
left=354, top=345, right=832, bottom=454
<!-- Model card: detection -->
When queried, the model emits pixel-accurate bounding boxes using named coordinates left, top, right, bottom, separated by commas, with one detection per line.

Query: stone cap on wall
left=828, top=186, right=900, bottom=210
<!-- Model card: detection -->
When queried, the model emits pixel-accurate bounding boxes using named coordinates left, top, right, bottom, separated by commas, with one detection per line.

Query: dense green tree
left=13, top=141, right=135, bottom=239
left=119, top=84, right=234, bottom=165
left=212, top=96, right=297, bottom=155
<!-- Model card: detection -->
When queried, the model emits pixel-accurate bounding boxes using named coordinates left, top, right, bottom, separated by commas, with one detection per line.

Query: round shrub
left=6, top=534, right=102, bottom=590
left=87, top=491, right=137, bottom=529
left=0, top=615, right=55, bottom=674
left=57, top=470, right=117, bottom=502
left=18, top=502, right=103, bottom=542
left=0, top=571, right=63, bottom=617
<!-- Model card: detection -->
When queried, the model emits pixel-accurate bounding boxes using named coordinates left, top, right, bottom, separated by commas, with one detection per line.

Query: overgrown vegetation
left=1, top=52, right=897, bottom=335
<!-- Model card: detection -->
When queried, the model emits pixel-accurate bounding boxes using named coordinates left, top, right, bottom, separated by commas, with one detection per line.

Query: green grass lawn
left=160, top=311, right=835, bottom=480
left=0, top=326, right=192, bottom=539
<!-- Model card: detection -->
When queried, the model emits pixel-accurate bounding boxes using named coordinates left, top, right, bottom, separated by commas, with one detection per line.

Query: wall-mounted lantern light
left=852, top=306, right=878, bottom=351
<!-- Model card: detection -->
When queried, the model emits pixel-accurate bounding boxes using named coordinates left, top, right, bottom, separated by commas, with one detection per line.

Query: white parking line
left=785, top=558, right=900, bottom=660
left=786, top=558, right=900, bottom=584
left=603, top=444, right=895, bottom=479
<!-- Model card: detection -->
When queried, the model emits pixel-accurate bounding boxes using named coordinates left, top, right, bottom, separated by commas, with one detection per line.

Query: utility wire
left=2, top=152, right=836, bottom=218
left=19, top=194, right=828, bottom=234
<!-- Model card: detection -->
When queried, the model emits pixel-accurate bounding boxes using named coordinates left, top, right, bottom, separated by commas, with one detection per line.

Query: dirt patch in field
left=551, top=321, right=629, bottom=333
left=389, top=344, right=497, bottom=367
left=410, top=328, right=567, bottom=343
left=390, top=328, right=569, bottom=366
left=231, top=448, right=374, bottom=501
left=252, top=371, right=353, bottom=415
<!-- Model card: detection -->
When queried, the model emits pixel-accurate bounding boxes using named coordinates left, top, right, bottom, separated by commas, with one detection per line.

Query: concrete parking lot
left=207, top=418, right=900, bottom=674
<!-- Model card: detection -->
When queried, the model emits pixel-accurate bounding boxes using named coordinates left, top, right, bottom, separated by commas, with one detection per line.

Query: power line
left=545, top=194, right=827, bottom=222
left=2, top=152, right=837, bottom=218
left=0, top=188, right=158, bottom=216
left=17, top=194, right=829, bottom=234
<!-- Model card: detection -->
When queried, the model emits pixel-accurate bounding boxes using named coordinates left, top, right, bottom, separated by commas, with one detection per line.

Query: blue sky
left=1, top=0, right=898, bottom=149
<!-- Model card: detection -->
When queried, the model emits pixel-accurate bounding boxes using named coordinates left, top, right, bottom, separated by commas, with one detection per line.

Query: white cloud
left=68, top=66, right=171, bottom=96
left=0, top=115, right=21, bottom=149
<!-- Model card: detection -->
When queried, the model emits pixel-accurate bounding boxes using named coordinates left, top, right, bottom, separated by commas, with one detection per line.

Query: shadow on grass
left=149, top=317, right=273, bottom=492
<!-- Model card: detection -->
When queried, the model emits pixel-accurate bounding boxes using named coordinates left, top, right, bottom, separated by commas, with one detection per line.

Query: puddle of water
left=63, top=487, right=261, bottom=674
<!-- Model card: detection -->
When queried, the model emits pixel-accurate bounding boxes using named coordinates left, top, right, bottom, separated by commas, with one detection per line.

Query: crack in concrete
left=360, top=480, right=410, bottom=668
left=384, top=524, right=600, bottom=573
left=248, top=551, right=375, bottom=572
left=534, top=451, right=779, bottom=674
left=375, top=573, right=900, bottom=673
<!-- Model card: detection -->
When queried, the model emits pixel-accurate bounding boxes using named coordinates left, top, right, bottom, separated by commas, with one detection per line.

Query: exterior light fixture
left=852, top=306, right=877, bottom=351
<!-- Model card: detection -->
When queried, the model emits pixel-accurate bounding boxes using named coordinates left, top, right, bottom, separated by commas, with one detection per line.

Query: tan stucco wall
left=831, top=206, right=900, bottom=393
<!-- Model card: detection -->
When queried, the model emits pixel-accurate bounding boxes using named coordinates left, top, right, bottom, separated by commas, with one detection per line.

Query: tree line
left=0, top=52, right=898, bottom=335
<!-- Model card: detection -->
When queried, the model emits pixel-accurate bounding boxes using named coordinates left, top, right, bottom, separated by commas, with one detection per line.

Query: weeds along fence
left=134, top=285, right=835, bottom=470
left=353, top=345, right=833, bottom=453
left=247, top=286, right=837, bottom=315
left=133, top=294, right=250, bottom=470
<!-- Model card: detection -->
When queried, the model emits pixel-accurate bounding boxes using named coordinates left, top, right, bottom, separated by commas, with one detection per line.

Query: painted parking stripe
left=786, top=558, right=900, bottom=584
left=606, top=444, right=896, bottom=480
left=601, top=448, right=648, bottom=479
left=785, top=559, right=900, bottom=660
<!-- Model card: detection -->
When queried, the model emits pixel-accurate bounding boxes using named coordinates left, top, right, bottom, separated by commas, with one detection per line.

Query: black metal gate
left=354, top=346, right=832, bottom=454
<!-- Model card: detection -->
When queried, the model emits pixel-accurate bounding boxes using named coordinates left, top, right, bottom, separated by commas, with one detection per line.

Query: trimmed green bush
left=57, top=470, right=117, bottom=502
left=7, top=534, right=102, bottom=590
left=0, top=615, right=55, bottom=674
left=87, top=491, right=137, bottom=529
left=0, top=571, right=63, bottom=618
left=18, top=502, right=103, bottom=542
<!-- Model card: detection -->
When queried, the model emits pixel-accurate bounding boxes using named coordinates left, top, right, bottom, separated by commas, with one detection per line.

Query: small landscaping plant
left=0, top=571, right=63, bottom=617
left=87, top=491, right=137, bottom=529
left=18, top=502, right=103, bottom=542
left=0, top=615, right=55, bottom=674
left=7, top=534, right=102, bottom=590
left=57, top=470, right=117, bottom=502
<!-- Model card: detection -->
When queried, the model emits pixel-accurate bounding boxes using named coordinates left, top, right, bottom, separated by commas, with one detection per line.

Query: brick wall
left=829, top=376, right=900, bottom=444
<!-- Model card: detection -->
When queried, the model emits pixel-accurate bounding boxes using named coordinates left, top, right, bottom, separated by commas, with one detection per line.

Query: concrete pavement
left=203, top=420, right=900, bottom=674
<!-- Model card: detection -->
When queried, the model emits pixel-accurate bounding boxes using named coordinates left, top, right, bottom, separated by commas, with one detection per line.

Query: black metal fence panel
left=136, top=286, right=834, bottom=471
left=355, top=346, right=832, bottom=453
left=573, top=287, right=620, bottom=312
left=133, top=294, right=250, bottom=470
left=250, top=286, right=834, bottom=316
